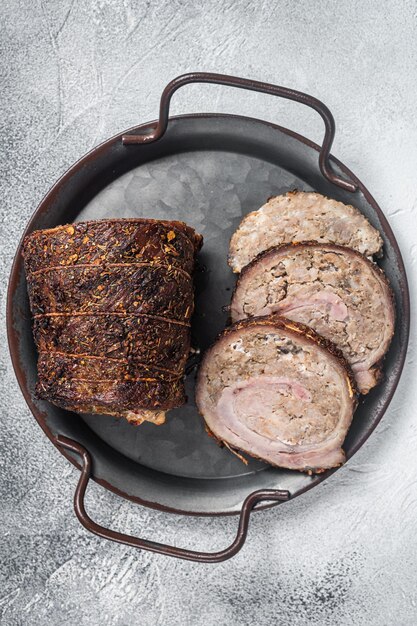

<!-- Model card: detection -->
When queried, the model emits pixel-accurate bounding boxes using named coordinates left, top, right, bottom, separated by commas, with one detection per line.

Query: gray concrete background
left=1, top=1, right=416, bottom=624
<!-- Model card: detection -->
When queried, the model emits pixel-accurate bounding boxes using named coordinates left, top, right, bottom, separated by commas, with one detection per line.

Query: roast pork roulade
left=230, top=242, right=395, bottom=394
left=228, top=191, right=383, bottom=273
left=196, top=316, right=358, bottom=472
left=23, top=218, right=202, bottom=425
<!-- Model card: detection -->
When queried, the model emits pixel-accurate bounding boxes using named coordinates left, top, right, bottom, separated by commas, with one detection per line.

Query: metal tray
left=7, top=73, right=410, bottom=562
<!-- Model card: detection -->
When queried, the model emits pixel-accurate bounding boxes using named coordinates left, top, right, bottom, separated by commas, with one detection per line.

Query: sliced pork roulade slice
left=230, top=242, right=395, bottom=393
left=196, top=316, right=357, bottom=472
left=228, top=191, right=383, bottom=272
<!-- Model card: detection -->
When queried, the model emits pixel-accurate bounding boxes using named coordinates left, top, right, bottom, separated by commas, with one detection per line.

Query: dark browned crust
left=36, top=376, right=185, bottom=413
left=37, top=352, right=183, bottom=382
left=232, top=241, right=396, bottom=392
left=197, top=314, right=358, bottom=473
left=36, top=349, right=185, bottom=410
left=22, top=219, right=202, bottom=275
left=23, top=218, right=202, bottom=420
left=27, top=264, right=193, bottom=320
left=33, top=314, right=189, bottom=370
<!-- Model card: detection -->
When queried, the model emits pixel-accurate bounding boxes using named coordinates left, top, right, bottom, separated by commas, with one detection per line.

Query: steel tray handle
left=56, top=435, right=290, bottom=563
left=122, top=72, right=357, bottom=193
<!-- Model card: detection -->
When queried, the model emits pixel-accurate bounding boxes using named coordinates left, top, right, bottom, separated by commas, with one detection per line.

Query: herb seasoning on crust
left=23, top=218, right=203, bottom=425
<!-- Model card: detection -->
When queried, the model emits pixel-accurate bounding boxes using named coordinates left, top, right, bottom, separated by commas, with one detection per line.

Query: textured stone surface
left=1, top=0, right=416, bottom=624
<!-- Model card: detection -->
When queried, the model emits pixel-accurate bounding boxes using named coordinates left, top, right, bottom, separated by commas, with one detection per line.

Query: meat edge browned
left=230, top=241, right=396, bottom=393
left=196, top=315, right=358, bottom=472
left=228, top=190, right=383, bottom=272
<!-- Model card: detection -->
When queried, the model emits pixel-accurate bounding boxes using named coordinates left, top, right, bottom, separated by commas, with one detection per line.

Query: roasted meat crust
left=33, top=314, right=190, bottom=371
left=36, top=352, right=185, bottom=412
left=23, top=218, right=203, bottom=275
left=27, top=264, right=194, bottom=320
left=23, top=218, right=202, bottom=422
left=36, top=377, right=186, bottom=414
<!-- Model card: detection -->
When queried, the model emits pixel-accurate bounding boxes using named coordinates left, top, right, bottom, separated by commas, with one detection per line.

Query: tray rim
left=7, top=112, right=411, bottom=517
